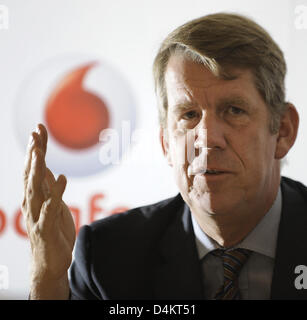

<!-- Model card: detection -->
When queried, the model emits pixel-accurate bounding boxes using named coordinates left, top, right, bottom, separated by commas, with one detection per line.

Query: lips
left=190, top=167, right=230, bottom=175
left=205, top=169, right=224, bottom=174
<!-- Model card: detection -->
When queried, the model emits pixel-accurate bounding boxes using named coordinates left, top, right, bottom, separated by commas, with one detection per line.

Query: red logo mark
left=45, top=63, right=110, bottom=149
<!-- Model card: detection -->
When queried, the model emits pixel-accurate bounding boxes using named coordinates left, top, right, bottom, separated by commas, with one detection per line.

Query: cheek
left=169, top=127, right=201, bottom=166
left=168, top=136, right=194, bottom=192
left=168, top=130, right=188, bottom=166
left=173, top=163, right=191, bottom=196
left=192, top=175, right=208, bottom=194
left=234, top=131, right=276, bottom=181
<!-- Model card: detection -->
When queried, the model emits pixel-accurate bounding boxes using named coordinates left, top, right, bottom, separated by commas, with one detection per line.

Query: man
left=23, top=13, right=307, bottom=300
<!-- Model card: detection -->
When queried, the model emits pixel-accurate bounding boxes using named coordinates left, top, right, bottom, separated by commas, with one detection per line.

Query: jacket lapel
left=153, top=202, right=204, bottom=299
left=271, top=177, right=307, bottom=299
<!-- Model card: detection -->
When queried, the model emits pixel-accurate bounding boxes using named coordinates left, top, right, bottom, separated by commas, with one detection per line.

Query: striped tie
left=213, top=248, right=251, bottom=300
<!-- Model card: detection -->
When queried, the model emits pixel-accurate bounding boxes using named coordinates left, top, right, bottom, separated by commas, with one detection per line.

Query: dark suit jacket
left=69, top=176, right=307, bottom=299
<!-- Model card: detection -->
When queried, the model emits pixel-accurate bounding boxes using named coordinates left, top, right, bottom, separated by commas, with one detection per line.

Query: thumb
left=39, top=175, right=67, bottom=227
left=53, top=175, right=67, bottom=199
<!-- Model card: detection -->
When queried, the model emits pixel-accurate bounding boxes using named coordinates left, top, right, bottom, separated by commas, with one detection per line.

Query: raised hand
left=22, top=123, right=76, bottom=299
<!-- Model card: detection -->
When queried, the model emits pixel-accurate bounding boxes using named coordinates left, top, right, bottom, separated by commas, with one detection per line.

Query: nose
left=194, top=111, right=227, bottom=150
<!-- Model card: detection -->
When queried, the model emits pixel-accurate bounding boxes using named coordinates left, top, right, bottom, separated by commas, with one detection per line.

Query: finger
left=24, top=133, right=36, bottom=186
left=46, top=167, right=56, bottom=187
left=36, top=123, right=48, bottom=156
left=22, top=133, right=35, bottom=217
left=39, top=175, right=67, bottom=227
left=26, top=148, right=46, bottom=222
left=42, top=167, right=57, bottom=198
left=24, top=123, right=47, bottom=185
left=54, top=174, right=67, bottom=199
left=23, top=131, right=43, bottom=190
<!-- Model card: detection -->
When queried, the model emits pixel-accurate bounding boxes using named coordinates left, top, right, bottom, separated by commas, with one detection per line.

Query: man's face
left=162, top=55, right=281, bottom=218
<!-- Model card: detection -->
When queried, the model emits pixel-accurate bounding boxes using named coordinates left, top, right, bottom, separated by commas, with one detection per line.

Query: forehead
left=164, top=54, right=259, bottom=106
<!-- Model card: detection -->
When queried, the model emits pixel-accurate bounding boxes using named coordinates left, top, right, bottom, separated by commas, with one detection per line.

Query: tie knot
left=211, top=248, right=251, bottom=299
left=213, top=248, right=251, bottom=281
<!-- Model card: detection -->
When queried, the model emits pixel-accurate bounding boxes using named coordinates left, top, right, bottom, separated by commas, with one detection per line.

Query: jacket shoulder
left=71, top=193, right=187, bottom=299
left=88, top=193, right=184, bottom=235
left=281, top=176, right=307, bottom=200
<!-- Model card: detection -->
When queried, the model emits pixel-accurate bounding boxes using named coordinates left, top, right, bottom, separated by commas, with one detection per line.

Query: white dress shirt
left=191, top=187, right=282, bottom=299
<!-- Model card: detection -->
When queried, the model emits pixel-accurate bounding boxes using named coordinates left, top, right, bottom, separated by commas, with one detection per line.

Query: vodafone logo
left=45, top=62, right=110, bottom=150
left=14, top=54, right=137, bottom=177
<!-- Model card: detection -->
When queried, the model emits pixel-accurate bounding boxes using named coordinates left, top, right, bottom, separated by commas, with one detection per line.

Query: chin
left=187, top=187, right=239, bottom=216
left=186, top=188, right=212, bottom=213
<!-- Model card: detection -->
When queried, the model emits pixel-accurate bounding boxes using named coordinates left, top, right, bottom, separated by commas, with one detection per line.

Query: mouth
left=196, top=168, right=229, bottom=175
left=188, top=164, right=233, bottom=178
left=204, top=169, right=224, bottom=175
left=192, top=168, right=233, bottom=181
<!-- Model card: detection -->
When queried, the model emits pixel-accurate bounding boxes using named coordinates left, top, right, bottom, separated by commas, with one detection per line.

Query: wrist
left=30, top=273, right=70, bottom=300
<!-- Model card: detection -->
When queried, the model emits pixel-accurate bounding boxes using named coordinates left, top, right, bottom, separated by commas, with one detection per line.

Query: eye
left=227, top=105, right=245, bottom=116
left=182, top=110, right=199, bottom=120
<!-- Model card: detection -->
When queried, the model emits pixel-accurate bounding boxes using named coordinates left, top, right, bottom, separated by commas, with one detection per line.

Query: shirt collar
left=191, top=187, right=282, bottom=260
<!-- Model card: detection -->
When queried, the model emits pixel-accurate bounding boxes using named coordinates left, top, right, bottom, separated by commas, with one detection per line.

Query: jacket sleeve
left=69, top=224, right=102, bottom=300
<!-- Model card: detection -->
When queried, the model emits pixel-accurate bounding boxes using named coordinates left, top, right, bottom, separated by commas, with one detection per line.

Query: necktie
left=213, top=248, right=251, bottom=300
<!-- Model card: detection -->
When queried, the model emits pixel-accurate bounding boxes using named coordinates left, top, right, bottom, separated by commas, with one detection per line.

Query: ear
left=159, top=126, right=173, bottom=166
left=275, top=103, right=299, bottom=159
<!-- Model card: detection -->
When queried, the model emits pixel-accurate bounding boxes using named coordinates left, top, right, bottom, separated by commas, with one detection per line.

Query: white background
left=0, top=0, right=306, bottom=299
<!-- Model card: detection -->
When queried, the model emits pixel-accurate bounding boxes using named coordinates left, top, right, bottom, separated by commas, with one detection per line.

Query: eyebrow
left=217, top=96, right=252, bottom=109
left=172, top=102, right=198, bottom=113
left=171, top=96, right=252, bottom=112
